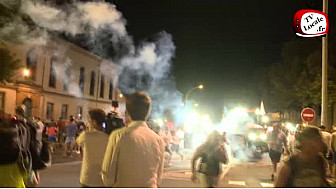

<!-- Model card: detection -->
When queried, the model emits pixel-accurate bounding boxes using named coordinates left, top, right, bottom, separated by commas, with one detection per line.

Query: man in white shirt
left=102, top=92, right=165, bottom=187
left=76, top=109, right=109, bottom=187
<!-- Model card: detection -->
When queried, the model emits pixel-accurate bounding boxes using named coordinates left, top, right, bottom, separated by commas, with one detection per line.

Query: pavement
left=39, top=144, right=336, bottom=188
left=50, top=145, right=82, bottom=165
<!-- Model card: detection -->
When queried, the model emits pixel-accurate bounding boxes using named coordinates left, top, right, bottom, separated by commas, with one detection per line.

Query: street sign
left=301, top=108, right=316, bottom=122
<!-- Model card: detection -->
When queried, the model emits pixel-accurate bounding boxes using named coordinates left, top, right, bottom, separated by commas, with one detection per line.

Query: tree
left=0, top=45, right=21, bottom=82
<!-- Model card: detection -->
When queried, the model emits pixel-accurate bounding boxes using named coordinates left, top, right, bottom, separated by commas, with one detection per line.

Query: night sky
left=111, top=0, right=324, bottom=119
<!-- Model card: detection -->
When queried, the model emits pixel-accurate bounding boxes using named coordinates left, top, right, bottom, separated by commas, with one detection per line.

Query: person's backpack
left=286, top=155, right=330, bottom=187
left=0, top=124, right=20, bottom=164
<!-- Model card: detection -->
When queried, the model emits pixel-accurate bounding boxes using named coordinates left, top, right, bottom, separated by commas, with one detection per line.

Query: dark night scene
left=1, top=0, right=336, bottom=188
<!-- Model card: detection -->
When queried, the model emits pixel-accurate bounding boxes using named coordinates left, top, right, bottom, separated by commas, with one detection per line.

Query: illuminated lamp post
left=184, top=84, right=204, bottom=107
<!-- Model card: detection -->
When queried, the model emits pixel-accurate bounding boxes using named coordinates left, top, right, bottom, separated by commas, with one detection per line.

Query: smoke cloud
left=2, top=0, right=183, bottom=118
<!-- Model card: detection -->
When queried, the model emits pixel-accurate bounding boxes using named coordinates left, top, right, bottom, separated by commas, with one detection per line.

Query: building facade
left=0, top=37, right=125, bottom=121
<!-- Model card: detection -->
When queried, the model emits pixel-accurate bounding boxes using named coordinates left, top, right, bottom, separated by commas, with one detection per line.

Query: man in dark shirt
left=64, top=116, right=77, bottom=157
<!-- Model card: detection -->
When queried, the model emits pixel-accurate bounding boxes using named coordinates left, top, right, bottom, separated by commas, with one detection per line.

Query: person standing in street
left=76, top=109, right=109, bottom=187
left=191, top=131, right=229, bottom=187
left=102, top=92, right=165, bottom=187
left=266, top=122, right=288, bottom=181
left=275, top=126, right=330, bottom=187
left=320, top=125, right=334, bottom=178
left=64, top=116, right=77, bottom=157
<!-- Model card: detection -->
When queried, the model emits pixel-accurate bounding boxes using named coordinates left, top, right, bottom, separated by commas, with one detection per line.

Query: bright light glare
left=23, top=69, right=30, bottom=77
left=119, top=94, right=124, bottom=98
left=198, top=85, right=204, bottom=89
left=286, top=122, right=296, bottom=132
left=260, top=133, right=267, bottom=140
left=192, top=133, right=207, bottom=149
left=176, top=130, right=184, bottom=138
left=154, top=118, right=164, bottom=127
left=267, top=127, right=273, bottom=132
left=255, top=108, right=260, bottom=115
left=194, top=103, right=199, bottom=107
left=248, top=133, right=257, bottom=140
left=261, top=116, right=269, bottom=123
left=184, top=111, right=199, bottom=133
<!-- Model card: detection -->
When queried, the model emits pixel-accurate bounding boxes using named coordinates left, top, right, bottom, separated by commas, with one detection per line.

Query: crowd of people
left=3, top=91, right=336, bottom=188
left=0, top=92, right=169, bottom=188
left=266, top=121, right=336, bottom=187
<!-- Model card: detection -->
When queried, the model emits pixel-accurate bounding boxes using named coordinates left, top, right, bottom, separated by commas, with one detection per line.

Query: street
left=38, top=151, right=275, bottom=188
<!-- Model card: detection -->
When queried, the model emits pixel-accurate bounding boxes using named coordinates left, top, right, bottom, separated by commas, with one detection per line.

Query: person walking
left=102, top=92, right=165, bottom=187
left=275, top=126, right=330, bottom=187
left=171, top=130, right=184, bottom=160
left=191, top=131, right=229, bottom=187
left=266, top=122, right=288, bottom=181
left=64, top=116, right=77, bottom=157
left=76, top=109, right=109, bottom=187
left=46, top=122, right=58, bottom=153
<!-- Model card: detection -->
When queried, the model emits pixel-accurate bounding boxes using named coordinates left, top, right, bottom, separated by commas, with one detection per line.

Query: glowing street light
left=185, top=84, right=205, bottom=106
left=119, top=93, right=123, bottom=98
left=23, top=68, right=30, bottom=77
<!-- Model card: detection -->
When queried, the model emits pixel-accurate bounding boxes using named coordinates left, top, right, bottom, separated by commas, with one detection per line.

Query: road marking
left=228, top=180, right=246, bottom=186
left=260, top=183, right=274, bottom=188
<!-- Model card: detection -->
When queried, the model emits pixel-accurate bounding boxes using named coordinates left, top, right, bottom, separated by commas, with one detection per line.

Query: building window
left=77, top=106, right=82, bottom=118
left=100, top=75, right=105, bottom=98
left=109, top=79, right=113, bottom=100
left=61, top=104, right=68, bottom=119
left=26, top=49, right=37, bottom=80
left=46, top=102, right=54, bottom=119
left=0, top=92, right=4, bottom=111
left=23, top=98, right=33, bottom=118
left=89, top=71, right=95, bottom=96
left=79, top=67, right=85, bottom=93
left=49, top=57, right=57, bottom=88
left=63, top=63, right=70, bottom=91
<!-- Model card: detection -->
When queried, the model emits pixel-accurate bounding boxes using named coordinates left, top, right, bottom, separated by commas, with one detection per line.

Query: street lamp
left=23, top=68, right=30, bottom=77
left=119, top=93, right=123, bottom=98
left=184, top=84, right=204, bottom=106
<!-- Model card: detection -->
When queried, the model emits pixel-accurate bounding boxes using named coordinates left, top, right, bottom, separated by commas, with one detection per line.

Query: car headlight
left=260, top=134, right=267, bottom=140
left=248, top=133, right=257, bottom=140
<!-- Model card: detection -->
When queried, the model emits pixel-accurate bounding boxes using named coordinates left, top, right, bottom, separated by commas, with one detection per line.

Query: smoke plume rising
left=2, top=0, right=183, bottom=118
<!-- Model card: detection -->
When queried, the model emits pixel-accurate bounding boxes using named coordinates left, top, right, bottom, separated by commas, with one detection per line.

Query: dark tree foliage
left=0, top=46, right=21, bottom=82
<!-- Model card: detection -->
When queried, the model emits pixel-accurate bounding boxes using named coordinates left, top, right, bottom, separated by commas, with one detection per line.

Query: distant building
left=0, top=37, right=125, bottom=121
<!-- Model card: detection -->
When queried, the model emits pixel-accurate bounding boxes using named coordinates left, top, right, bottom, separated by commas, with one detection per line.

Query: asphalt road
left=38, top=152, right=275, bottom=188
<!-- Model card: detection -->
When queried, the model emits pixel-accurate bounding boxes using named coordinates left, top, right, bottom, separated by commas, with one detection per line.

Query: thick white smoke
left=3, top=0, right=183, bottom=118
